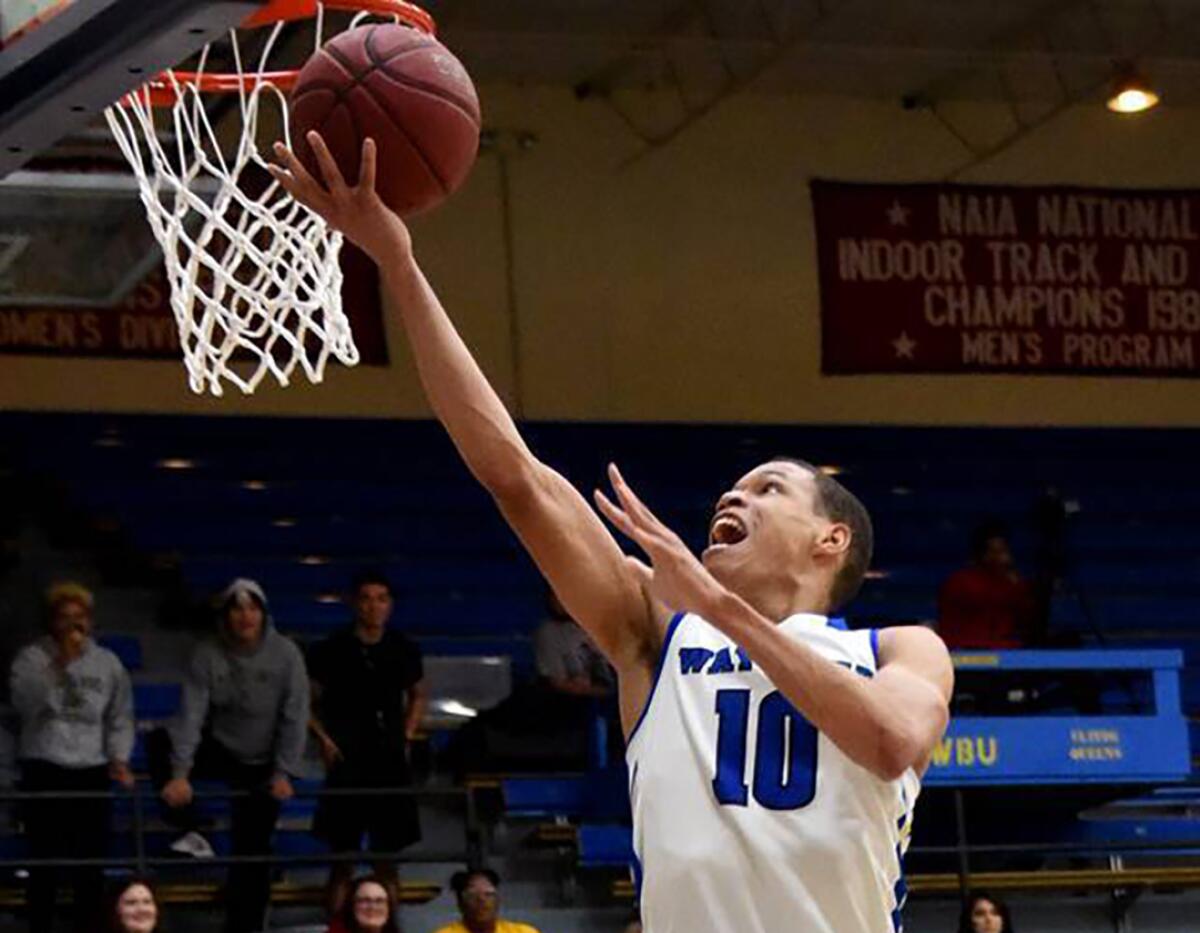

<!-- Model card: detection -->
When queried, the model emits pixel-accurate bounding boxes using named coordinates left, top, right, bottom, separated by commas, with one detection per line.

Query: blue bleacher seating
left=133, top=682, right=182, bottom=720
left=577, top=824, right=635, bottom=868
left=99, top=634, right=143, bottom=672
left=6, top=414, right=1200, bottom=729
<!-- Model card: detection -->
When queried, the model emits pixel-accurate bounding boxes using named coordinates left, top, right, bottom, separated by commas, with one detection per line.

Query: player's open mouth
left=708, top=513, right=749, bottom=548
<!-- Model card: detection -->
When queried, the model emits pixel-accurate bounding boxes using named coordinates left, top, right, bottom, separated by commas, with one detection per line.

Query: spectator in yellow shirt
left=431, top=869, right=540, bottom=933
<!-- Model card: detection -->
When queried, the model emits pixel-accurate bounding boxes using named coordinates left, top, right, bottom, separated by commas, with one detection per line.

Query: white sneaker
left=169, top=830, right=215, bottom=858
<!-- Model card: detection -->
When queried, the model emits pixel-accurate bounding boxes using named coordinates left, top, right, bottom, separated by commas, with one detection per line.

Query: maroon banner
left=813, top=180, right=1200, bottom=377
left=0, top=247, right=389, bottom=365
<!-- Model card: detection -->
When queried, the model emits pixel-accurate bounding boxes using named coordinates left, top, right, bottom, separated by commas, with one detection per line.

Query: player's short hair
left=770, top=458, right=874, bottom=612
left=351, top=569, right=394, bottom=597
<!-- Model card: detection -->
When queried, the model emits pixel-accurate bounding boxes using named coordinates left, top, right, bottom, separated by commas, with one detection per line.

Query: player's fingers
left=596, top=489, right=660, bottom=548
left=608, top=463, right=668, bottom=533
left=359, top=137, right=378, bottom=193
left=595, top=491, right=667, bottom=564
left=265, top=162, right=307, bottom=203
left=593, top=489, right=636, bottom=537
left=306, top=130, right=349, bottom=193
left=269, top=145, right=324, bottom=200
left=267, top=163, right=327, bottom=215
left=271, top=142, right=315, bottom=186
left=265, top=161, right=301, bottom=197
left=607, top=463, right=650, bottom=526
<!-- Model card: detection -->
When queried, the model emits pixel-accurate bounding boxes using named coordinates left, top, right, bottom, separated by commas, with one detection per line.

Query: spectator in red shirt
left=938, top=522, right=1034, bottom=650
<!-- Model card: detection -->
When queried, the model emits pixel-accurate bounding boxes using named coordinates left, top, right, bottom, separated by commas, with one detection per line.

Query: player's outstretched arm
left=268, top=135, right=661, bottom=675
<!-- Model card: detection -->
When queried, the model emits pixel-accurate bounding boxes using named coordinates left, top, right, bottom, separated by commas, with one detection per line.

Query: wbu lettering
left=931, top=736, right=999, bottom=768
left=679, top=647, right=753, bottom=675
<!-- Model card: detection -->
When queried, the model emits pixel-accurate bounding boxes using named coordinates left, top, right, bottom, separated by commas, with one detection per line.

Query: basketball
left=288, top=24, right=481, bottom=216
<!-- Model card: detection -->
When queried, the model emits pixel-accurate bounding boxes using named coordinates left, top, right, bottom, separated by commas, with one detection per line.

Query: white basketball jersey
left=626, top=611, right=918, bottom=933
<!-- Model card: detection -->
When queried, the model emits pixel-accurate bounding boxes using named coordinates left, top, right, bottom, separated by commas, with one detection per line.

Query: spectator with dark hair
left=148, top=577, right=309, bottom=933
left=328, top=874, right=401, bottom=933
left=957, top=891, right=1014, bottom=933
left=938, top=521, right=1035, bottom=650
left=108, top=877, right=163, bottom=933
left=432, top=868, right=541, bottom=933
left=308, top=571, right=426, bottom=915
left=10, top=581, right=134, bottom=933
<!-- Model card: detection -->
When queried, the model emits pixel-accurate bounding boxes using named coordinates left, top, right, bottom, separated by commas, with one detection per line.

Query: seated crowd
left=101, top=870, right=553, bottom=933
left=8, top=516, right=1040, bottom=933
left=100, top=874, right=1018, bottom=933
left=7, top=573, right=553, bottom=933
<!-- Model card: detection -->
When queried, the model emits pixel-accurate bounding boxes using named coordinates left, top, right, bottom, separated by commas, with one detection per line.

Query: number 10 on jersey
left=713, top=689, right=818, bottom=810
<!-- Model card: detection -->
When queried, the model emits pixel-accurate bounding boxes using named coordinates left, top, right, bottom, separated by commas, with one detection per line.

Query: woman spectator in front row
left=328, top=875, right=401, bottom=933
left=957, top=891, right=1015, bottom=933
left=109, top=877, right=164, bottom=933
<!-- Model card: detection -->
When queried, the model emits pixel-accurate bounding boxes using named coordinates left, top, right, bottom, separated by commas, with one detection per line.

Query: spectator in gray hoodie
left=148, top=578, right=309, bottom=933
left=10, top=580, right=134, bottom=933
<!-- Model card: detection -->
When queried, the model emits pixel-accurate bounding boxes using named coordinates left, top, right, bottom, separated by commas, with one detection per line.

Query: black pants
left=148, top=729, right=281, bottom=933
left=19, top=760, right=111, bottom=933
left=314, top=754, right=420, bottom=854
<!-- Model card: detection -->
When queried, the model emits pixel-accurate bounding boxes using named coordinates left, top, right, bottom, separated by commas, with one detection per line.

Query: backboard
left=0, top=169, right=172, bottom=307
left=0, top=0, right=270, bottom=179
left=0, top=1, right=266, bottom=309
left=0, top=0, right=388, bottom=374
left=0, top=0, right=70, bottom=45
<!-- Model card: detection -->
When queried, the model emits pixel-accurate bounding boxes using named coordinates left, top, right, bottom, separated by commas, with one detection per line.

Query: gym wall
left=4, top=84, right=1200, bottom=426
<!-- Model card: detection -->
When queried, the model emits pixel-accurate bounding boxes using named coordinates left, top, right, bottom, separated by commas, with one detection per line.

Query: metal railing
left=0, top=783, right=484, bottom=874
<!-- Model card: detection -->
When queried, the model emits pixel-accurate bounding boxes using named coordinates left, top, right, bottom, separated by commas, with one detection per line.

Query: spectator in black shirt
left=308, top=571, right=426, bottom=915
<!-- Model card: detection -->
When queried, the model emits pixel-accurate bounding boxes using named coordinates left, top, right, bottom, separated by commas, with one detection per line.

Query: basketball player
left=270, top=134, right=953, bottom=933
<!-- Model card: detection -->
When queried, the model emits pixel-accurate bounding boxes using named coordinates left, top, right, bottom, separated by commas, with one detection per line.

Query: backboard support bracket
left=0, top=0, right=267, bottom=177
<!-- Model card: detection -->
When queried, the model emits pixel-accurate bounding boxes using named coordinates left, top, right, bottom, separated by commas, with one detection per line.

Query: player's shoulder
left=875, top=624, right=953, bottom=696
left=875, top=623, right=948, bottom=660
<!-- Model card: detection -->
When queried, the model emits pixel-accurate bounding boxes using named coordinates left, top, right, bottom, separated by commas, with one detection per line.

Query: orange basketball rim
left=130, top=0, right=436, bottom=107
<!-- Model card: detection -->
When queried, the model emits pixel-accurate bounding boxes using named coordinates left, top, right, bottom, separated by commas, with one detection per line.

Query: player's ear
left=815, top=521, right=852, bottom=559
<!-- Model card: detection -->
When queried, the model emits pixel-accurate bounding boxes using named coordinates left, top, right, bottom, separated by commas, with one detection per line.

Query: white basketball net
left=104, top=9, right=363, bottom=396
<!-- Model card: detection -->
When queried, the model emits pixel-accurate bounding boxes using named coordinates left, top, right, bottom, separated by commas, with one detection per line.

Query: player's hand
left=269, top=774, right=295, bottom=801
left=594, top=463, right=727, bottom=615
left=269, top=132, right=411, bottom=266
left=162, top=776, right=193, bottom=808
